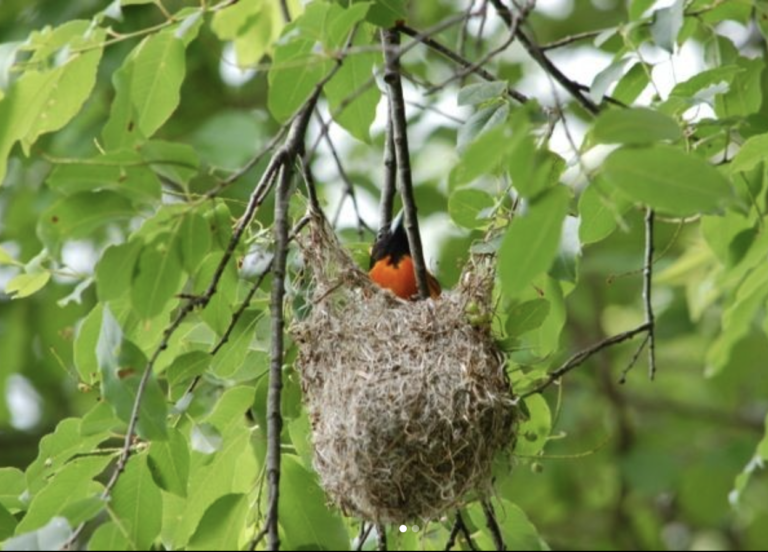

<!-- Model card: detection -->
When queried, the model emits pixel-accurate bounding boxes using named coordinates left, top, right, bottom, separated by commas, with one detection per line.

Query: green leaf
left=103, top=32, right=187, bottom=147
left=612, top=62, right=650, bottom=104
left=109, top=454, right=162, bottom=550
left=163, top=387, right=257, bottom=548
left=448, top=189, right=494, bottom=229
left=130, top=238, right=183, bottom=319
left=148, top=428, right=190, bottom=497
left=0, top=504, right=16, bottom=541
left=468, top=499, right=547, bottom=551
left=173, top=212, right=212, bottom=273
left=457, top=102, right=509, bottom=151
left=188, top=494, right=249, bottom=551
left=0, top=246, right=19, bottom=266
left=17, top=456, right=110, bottom=534
left=268, top=38, right=332, bottom=122
left=140, top=140, right=200, bottom=186
left=37, top=192, right=136, bottom=255
left=74, top=305, right=104, bottom=384
left=715, top=57, right=764, bottom=118
left=0, top=24, right=106, bottom=183
left=602, top=145, right=734, bottom=216
left=450, top=125, right=511, bottom=189
left=190, top=423, right=223, bottom=455
left=59, top=496, right=106, bottom=527
left=46, top=151, right=161, bottom=204
left=97, top=306, right=169, bottom=441
left=325, top=46, right=379, bottom=143
left=506, top=299, right=551, bottom=337
left=25, top=419, right=111, bottom=493
left=167, top=351, right=211, bottom=400
left=210, top=311, right=261, bottom=379
left=499, top=187, right=571, bottom=297
left=3, top=517, right=72, bottom=551
left=4, top=272, right=51, bottom=299
left=578, top=179, right=631, bottom=245
left=95, top=240, right=142, bottom=302
left=590, top=58, right=632, bottom=103
left=0, top=468, right=26, bottom=511
left=360, top=0, right=406, bottom=27
left=731, top=134, right=768, bottom=173
left=651, top=0, right=684, bottom=52
left=457, top=81, right=508, bottom=106
left=669, top=65, right=743, bottom=101
left=592, top=108, right=682, bottom=145
left=80, top=401, right=121, bottom=437
left=211, top=0, right=282, bottom=67
left=515, top=394, right=552, bottom=457
left=280, top=455, right=350, bottom=551
left=87, top=522, right=131, bottom=551
left=127, top=32, right=186, bottom=138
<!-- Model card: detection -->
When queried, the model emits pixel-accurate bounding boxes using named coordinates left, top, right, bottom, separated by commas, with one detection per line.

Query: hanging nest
left=291, top=217, right=519, bottom=524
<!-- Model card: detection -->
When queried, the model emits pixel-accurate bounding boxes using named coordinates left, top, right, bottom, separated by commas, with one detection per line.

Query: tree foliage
left=1, top=0, right=768, bottom=550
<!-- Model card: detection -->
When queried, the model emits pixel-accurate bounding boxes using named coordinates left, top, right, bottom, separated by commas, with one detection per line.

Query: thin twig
left=356, top=523, right=374, bottom=551
left=379, top=102, right=398, bottom=236
left=381, top=28, right=430, bottom=300
left=619, top=333, right=650, bottom=385
left=445, top=511, right=478, bottom=551
left=279, top=0, right=291, bottom=23
left=314, top=111, right=371, bottom=237
left=522, top=322, right=652, bottom=398
left=377, top=524, right=387, bottom=551
left=488, top=0, right=600, bottom=115
left=266, top=163, right=293, bottom=551
left=482, top=500, right=506, bottom=551
left=249, top=527, right=268, bottom=551
left=427, top=2, right=531, bottom=96
left=540, top=29, right=605, bottom=51
left=397, top=23, right=529, bottom=104
left=644, top=209, right=657, bottom=380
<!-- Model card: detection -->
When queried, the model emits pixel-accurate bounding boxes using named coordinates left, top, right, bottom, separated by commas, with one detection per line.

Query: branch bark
left=488, top=0, right=600, bottom=115
left=381, top=28, right=431, bottom=300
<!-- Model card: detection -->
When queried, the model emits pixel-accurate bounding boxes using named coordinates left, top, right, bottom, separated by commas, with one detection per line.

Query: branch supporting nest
left=381, top=28, right=431, bottom=300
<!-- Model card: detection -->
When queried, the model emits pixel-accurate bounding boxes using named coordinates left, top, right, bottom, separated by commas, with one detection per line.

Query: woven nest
left=291, top=218, right=518, bottom=524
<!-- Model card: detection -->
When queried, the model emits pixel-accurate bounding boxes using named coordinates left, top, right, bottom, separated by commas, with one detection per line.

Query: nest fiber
left=291, top=220, right=518, bottom=523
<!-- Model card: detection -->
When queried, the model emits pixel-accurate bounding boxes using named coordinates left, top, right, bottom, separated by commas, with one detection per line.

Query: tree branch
left=540, top=29, right=605, bottom=51
left=396, top=23, right=529, bottom=104
left=488, top=0, right=600, bottom=115
left=522, top=322, right=652, bottom=399
left=445, top=510, right=477, bottom=551
left=379, top=102, right=398, bottom=236
left=377, top=524, right=388, bottom=551
left=381, top=28, right=431, bottom=300
left=643, top=209, right=657, bottom=380
left=266, top=162, right=293, bottom=551
left=482, top=500, right=506, bottom=551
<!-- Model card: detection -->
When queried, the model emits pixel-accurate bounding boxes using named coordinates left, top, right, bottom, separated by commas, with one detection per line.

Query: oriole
left=369, top=213, right=441, bottom=300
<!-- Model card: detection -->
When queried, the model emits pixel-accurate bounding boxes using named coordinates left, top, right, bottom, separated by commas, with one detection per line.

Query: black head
left=370, top=211, right=410, bottom=269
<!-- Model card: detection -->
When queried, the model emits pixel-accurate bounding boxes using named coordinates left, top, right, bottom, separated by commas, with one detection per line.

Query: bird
left=368, top=211, right=441, bottom=300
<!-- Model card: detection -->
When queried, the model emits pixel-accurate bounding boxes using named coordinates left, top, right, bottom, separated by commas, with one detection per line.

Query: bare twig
left=488, top=0, right=600, bottom=115
left=249, top=527, right=268, bottom=551
left=445, top=511, right=478, bottom=551
left=379, top=103, right=398, bottom=236
left=427, top=2, right=531, bottom=96
left=540, top=29, right=605, bottom=51
left=522, top=322, right=652, bottom=398
left=381, top=29, right=430, bottom=300
left=644, top=209, right=657, bottom=380
left=619, top=333, right=650, bottom=385
left=265, top=162, right=293, bottom=551
left=482, top=500, right=506, bottom=551
left=356, top=523, right=374, bottom=551
left=377, top=524, right=388, bottom=551
left=397, top=23, right=529, bottom=104
left=279, top=0, right=291, bottom=23
left=314, top=112, right=371, bottom=237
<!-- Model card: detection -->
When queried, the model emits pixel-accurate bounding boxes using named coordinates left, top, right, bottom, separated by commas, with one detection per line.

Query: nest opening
left=291, top=219, right=518, bottom=524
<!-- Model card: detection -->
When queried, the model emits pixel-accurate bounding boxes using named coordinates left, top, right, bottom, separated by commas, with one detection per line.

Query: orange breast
left=369, top=256, right=441, bottom=300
